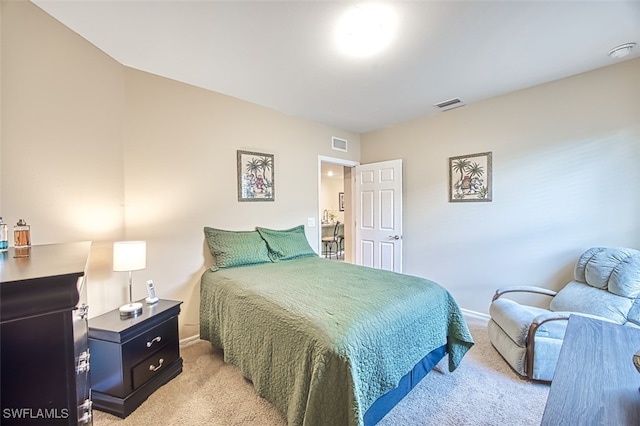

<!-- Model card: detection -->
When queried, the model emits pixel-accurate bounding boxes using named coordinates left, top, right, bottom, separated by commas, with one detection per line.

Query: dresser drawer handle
left=149, top=358, right=164, bottom=372
left=147, top=336, right=162, bottom=347
left=77, top=303, right=89, bottom=320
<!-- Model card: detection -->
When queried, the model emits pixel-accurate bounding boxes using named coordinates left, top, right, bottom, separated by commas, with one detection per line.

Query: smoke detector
left=608, top=43, right=636, bottom=59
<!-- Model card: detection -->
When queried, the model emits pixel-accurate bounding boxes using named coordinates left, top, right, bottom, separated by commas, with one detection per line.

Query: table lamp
left=113, top=241, right=146, bottom=318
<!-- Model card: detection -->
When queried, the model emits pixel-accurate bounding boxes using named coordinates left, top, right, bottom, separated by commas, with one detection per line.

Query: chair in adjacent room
left=336, top=233, right=345, bottom=260
left=322, top=221, right=341, bottom=259
left=487, top=246, right=640, bottom=382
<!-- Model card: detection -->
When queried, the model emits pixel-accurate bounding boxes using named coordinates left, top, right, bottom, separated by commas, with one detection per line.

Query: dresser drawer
left=123, top=316, right=178, bottom=367
left=132, top=342, right=180, bottom=390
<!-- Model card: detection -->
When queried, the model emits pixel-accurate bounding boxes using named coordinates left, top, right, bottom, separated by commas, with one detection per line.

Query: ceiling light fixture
left=335, top=3, right=396, bottom=57
left=608, top=42, right=636, bottom=59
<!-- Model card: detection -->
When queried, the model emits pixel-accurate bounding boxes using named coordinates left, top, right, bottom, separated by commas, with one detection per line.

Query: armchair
left=487, top=247, right=640, bottom=381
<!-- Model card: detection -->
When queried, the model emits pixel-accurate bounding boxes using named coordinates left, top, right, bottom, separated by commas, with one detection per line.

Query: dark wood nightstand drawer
left=132, top=342, right=180, bottom=390
left=123, top=316, right=178, bottom=367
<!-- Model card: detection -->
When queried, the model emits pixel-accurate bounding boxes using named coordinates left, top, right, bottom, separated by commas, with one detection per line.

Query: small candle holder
left=14, top=219, right=31, bottom=258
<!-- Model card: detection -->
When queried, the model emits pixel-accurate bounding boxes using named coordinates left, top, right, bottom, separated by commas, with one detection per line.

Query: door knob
left=388, top=235, right=400, bottom=240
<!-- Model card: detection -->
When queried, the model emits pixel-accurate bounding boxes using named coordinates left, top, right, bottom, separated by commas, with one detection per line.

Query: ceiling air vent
left=434, top=98, right=466, bottom=112
left=332, top=137, right=348, bottom=152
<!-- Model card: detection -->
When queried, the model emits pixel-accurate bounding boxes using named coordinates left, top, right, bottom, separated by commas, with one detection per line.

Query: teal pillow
left=204, top=227, right=271, bottom=270
left=256, top=225, right=317, bottom=261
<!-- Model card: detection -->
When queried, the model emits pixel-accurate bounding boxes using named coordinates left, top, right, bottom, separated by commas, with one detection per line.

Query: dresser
left=88, top=299, right=183, bottom=418
left=0, top=242, right=93, bottom=425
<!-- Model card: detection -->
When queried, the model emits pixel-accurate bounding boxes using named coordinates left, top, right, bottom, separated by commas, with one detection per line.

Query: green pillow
left=256, top=225, right=317, bottom=261
left=204, top=227, right=272, bottom=270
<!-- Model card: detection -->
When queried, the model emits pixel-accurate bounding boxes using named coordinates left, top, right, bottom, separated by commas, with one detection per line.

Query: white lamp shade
left=113, top=241, right=146, bottom=272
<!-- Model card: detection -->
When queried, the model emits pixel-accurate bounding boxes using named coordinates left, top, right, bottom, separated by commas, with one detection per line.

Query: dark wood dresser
left=0, top=242, right=92, bottom=425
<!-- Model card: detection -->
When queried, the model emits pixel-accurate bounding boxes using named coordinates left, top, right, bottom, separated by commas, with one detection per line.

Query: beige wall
left=361, top=58, right=640, bottom=313
left=1, top=2, right=360, bottom=338
left=321, top=173, right=345, bottom=224
left=0, top=2, right=3, bottom=215
left=1, top=0, right=127, bottom=312
left=3, top=1, right=639, bottom=335
left=122, top=68, right=359, bottom=337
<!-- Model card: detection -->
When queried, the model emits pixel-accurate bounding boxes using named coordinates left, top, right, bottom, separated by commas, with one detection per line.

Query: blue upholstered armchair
left=488, top=247, right=640, bottom=381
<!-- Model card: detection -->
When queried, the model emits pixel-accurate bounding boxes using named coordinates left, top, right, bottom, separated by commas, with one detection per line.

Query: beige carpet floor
left=93, top=314, right=550, bottom=425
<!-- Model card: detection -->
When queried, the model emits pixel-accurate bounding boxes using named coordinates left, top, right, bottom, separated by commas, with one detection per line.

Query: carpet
left=93, top=314, right=549, bottom=425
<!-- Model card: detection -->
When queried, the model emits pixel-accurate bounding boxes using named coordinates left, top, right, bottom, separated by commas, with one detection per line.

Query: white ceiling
left=32, top=0, right=640, bottom=134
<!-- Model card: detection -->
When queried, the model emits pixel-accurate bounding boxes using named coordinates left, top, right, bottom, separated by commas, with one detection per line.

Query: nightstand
left=88, top=299, right=183, bottom=418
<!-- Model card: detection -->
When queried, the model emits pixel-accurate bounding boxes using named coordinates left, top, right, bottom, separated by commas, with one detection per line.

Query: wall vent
left=332, top=137, right=348, bottom=152
left=434, top=98, right=466, bottom=112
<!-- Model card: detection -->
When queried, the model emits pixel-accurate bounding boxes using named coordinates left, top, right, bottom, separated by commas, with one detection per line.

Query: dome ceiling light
left=608, top=42, right=636, bottom=59
left=335, top=3, right=396, bottom=57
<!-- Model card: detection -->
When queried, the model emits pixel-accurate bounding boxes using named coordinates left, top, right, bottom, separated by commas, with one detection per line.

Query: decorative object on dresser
left=88, top=299, right=183, bottom=418
left=113, top=240, right=147, bottom=318
left=13, top=218, right=31, bottom=258
left=1, top=242, right=93, bottom=425
left=0, top=216, right=8, bottom=251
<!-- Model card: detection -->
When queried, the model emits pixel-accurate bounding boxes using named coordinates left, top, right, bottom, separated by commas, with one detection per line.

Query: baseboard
left=461, top=308, right=490, bottom=320
left=180, top=334, right=201, bottom=346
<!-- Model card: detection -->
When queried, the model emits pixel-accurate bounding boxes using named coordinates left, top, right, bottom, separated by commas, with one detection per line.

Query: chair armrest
left=529, top=312, right=620, bottom=343
left=528, top=311, right=572, bottom=345
left=530, top=311, right=571, bottom=335
left=525, top=312, right=621, bottom=380
left=492, top=286, right=558, bottom=302
left=525, top=312, right=571, bottom=380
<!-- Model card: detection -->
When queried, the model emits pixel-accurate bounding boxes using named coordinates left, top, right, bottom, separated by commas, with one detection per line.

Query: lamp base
left=119, top=302, right=143, bottom=318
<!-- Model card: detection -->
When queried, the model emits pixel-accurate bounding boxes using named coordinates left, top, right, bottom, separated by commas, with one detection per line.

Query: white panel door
left=355, top=159, right=403, bottom=272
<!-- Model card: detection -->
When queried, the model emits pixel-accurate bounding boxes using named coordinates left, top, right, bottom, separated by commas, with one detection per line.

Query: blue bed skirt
left=363, top=344, right=447, bottom=425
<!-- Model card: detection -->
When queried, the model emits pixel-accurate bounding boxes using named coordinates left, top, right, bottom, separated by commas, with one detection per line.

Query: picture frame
left=237, top=150, right=275, bottom=202
left=449, top=151, right=492, bottom=202
left=339, top=192, right=344, bottom=211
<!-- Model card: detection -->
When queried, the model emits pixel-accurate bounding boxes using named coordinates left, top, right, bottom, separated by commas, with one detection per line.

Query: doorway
left=318, top=156, right=358, bottom=262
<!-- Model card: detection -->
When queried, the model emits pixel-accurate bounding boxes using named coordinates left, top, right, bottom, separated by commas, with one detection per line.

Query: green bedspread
left=200, top=256, right=473, bottom=426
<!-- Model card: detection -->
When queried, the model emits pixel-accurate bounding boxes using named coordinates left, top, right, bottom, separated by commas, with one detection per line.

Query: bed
left=200, top=225, right=474, bottom=426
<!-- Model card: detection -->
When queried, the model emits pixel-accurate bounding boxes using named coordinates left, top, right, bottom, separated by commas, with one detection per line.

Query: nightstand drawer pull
left=149, top=358, right=164, bottom=372
left=131, top=342, right=180, bottom=390
left=147, top=336, right=162, bottom=347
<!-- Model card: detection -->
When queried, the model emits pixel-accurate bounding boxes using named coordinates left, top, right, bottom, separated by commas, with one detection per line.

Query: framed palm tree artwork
left=449, top=151, right=492, bottom=202
left=237, top=150, right=275, bottom=202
